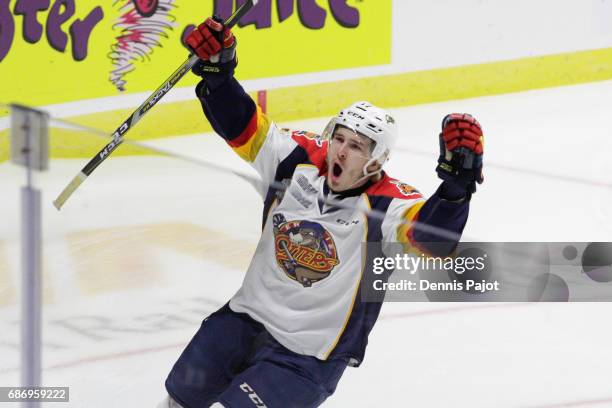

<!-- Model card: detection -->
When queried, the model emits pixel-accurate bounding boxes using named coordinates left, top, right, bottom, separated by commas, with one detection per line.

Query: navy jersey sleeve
left=196, top=77, right=257, bottom=143
left=382, top=182, right=469, bottom=257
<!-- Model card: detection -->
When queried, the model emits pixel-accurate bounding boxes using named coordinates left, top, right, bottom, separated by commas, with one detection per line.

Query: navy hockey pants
left=165, top=303, right=347, bottom=408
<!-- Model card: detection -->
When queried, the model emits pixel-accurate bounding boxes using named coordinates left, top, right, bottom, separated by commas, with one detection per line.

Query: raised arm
left=185, top=17, right=258, bottom=143
left=184, top=18, right=311, bottom=198
left=392, top=114, right=484, bottom=256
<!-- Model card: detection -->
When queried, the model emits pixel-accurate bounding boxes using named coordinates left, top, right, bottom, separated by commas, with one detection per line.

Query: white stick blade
left=53, top=172, right=87, bottom=210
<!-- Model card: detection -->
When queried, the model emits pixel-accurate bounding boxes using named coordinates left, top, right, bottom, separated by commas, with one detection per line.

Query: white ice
left=0, top=80, right=611, bottom=407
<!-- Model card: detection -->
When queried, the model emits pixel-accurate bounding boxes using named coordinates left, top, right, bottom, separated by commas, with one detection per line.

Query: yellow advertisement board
left=0, top=0, right=391, bottom=107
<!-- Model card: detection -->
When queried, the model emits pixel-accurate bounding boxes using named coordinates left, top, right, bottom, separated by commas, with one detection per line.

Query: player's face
left=326, top=126, right=373, bottom=192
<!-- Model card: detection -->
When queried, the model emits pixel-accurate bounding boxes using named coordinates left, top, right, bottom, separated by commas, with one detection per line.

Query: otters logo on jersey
left=272, top=214, right=340, bottom=287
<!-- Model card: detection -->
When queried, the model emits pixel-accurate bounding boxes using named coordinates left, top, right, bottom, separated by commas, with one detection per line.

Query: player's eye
left=350, top=142, right=363, bottom=152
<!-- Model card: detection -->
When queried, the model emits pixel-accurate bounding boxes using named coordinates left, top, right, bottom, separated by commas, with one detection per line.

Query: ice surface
left=1, top=81, right=611, bottom=407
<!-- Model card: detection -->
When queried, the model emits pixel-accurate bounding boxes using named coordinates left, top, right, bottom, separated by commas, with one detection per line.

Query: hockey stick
left=51, top=116, right=468, bottom=243
left=53, top=0, right=258, bottom=210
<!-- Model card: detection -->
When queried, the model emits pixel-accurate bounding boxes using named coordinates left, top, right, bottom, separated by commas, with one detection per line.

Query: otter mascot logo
left=109, top=0, right=177, bottom=91
left=272, top=214, right=339, bottom=287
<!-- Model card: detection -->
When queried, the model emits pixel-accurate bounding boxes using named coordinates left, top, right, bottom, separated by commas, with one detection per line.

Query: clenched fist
left=436, top=113, right=484, bottom=200
left=185, top=17, right=237, bottom=77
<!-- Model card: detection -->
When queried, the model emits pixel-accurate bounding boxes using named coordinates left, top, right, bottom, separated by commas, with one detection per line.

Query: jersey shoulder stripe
left=289, top=130, right=328, bottom=174
left=366, top=173, right=423, bottom=200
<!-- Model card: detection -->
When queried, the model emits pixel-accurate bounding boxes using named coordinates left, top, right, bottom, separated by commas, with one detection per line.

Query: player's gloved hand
left=185, top=17, right=237, bottom=78
left=435, top=113, right=484, bottom=200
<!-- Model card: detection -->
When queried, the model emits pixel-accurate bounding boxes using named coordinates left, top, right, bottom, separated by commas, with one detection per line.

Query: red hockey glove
left=436, top=113, right=484, bottom=200
left=185, top=17, right=237, bottom=76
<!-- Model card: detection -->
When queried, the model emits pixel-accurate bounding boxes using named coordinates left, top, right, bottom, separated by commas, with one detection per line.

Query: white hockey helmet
left=323, top=101, right=398, bottom=175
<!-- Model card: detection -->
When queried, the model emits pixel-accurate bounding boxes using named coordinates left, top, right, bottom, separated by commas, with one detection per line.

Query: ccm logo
left=239, top=382, right=268, bottom=407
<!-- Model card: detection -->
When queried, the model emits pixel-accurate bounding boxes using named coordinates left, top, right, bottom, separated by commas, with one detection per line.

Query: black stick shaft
left=84, top=0, right=254, bottom=175
left=53, top=0, right=257, bottom=210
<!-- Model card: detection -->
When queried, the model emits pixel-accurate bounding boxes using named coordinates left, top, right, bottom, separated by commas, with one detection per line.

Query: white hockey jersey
left=224, top=106, right=426, bottom=363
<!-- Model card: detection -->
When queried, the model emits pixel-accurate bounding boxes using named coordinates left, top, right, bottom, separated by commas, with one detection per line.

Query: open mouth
left=332, top=163, right=343, bottom=178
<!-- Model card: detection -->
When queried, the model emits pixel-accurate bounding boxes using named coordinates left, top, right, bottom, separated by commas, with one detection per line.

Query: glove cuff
left=195, top=73, right=234, bottom=97
left=437, top=180, right=471, bottom=202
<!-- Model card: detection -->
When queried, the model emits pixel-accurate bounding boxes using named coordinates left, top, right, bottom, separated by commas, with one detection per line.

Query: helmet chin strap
left=361, top=156, right=383, bottom=181
left=333, top=156, right=384, bottom=193
left=362, top=149, right=389, bottom=180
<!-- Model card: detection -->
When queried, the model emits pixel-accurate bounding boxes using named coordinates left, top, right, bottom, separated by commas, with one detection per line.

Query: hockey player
left=158, top=17, right=484, bottom=408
